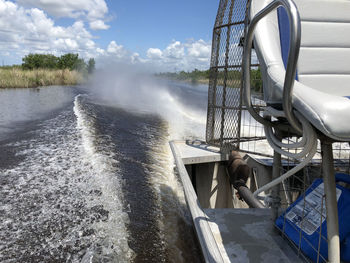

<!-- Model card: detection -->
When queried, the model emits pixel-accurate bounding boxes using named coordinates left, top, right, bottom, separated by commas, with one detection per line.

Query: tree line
left=21, top=53, right=95, bottom=74
left=156, top=68, right=262, bottom=91
left=156, top=69, right=210, bottom=83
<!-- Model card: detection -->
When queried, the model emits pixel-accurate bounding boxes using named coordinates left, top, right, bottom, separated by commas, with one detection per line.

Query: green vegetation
left=0, top=53, right=96, bottom=88
left=87, top=58, right=96, bottom=74
left=0, top=68, right=83, bottom=88
left=22, top=54, right=59, bottom=69
left=156, top=68, right=262, bottom=92
left=22, top=53, right=95, bottom=74
left=156, top=69, right=210, bottom=84
left=251, top=67, right=263, bottom=93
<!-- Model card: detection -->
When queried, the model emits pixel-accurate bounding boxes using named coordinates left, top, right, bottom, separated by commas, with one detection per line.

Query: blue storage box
left=275, top=173, right=350, bottom=262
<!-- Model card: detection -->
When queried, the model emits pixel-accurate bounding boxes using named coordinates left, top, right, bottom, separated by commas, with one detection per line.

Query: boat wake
left=74, top=94, right=134, bottom=262
left=0, top=94, right=134, bottom=263
left=1, top=76, right=205, bottom=262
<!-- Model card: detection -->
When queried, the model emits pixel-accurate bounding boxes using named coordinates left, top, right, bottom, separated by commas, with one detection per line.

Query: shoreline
left=176, top=78, right=209, bottom=85
left=156, top=76, right=209, bottom=85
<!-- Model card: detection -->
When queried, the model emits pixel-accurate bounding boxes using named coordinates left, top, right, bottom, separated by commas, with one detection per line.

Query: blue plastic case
left=275, top=173, right=350, bottom=262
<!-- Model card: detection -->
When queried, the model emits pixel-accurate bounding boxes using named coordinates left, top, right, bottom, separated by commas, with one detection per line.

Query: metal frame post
left=220, top=0, right=234, bottom=147
left=271, top=147, right=282, bottom=220
left=207, top=0, right=228, bottom=142
left=321, top=141, right=340, bottom=263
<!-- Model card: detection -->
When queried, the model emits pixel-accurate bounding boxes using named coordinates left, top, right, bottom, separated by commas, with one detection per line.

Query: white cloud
left=53, top=38, right=78, bottom=51
left=0, top=0, right=131, bottom=66
left=85, top=39, right=96, bottom=49
left=144, top=39, right=212, bottom=72
left=89, top=19, right=109, bottom=30
left=107, top=41, right=125, bottom=56
left=131, top=52, right=147, bottom=64
left=0, top=1, right=211, bottom=72
left=96, top=48, right=105, bottom=55
left=15, top=0, right=110, bottom=30
left=0, top=0, right=105, bottom=62
left=163, top=41, right=184, bottom=59
left=186, top=39, right=211, bottom=58
left=146, top=48, right=162, bottom=60
left=15, top=0, right=108, bottom=19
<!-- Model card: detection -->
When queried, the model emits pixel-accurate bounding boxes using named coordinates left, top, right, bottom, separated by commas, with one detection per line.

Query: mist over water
left=89, top=65, right=207, bottom=140
left=86, top=65, right=207, bottom=262
left=1, top=65, right=207, bottom=262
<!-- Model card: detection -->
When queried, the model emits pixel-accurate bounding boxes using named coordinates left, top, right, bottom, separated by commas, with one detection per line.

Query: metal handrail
left=243, top=0, right=302, bottom=134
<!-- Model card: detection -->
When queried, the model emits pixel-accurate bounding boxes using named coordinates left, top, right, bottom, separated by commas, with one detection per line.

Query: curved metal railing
left=242, top=0, right=302, bottom=134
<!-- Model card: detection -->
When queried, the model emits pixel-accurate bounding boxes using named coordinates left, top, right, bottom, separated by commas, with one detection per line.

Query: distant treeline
left=156, top=68, right=262, bottom=92
left=156, top=69, right=210, bottom=84
left=21, top=53, right=95, bottom=74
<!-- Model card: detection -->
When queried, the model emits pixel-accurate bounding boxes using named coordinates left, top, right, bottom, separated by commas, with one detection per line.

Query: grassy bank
left=0, top=68, right=84, bottom=88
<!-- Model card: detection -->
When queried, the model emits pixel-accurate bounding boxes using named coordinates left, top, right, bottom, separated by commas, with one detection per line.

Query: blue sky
left=0, top=0, right=219, bottom=71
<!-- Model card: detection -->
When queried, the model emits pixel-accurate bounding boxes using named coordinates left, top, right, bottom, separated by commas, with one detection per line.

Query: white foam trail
left=73, top=95, right=134, bottom=262
left=0, top=111, right=91, bottom=262
left=1, top=105, right=134, bottom=262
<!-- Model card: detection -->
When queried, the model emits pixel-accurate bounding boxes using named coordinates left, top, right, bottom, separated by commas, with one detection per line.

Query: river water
left=0, top=77, right=207, bottom=262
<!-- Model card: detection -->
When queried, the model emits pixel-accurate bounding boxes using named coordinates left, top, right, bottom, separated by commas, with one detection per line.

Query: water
left=0, top=81, right=207, bottom=263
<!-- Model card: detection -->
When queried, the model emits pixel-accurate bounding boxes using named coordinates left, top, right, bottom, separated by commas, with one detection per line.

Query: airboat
left=170, top=0, right=350, bottom=262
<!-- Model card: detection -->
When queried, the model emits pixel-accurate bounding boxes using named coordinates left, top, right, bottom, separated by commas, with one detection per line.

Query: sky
left=0, top=0, right=220, bottom=72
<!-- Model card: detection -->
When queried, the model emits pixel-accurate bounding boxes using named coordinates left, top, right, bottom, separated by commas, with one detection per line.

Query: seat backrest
left=251, top=0, right=350, bottom=101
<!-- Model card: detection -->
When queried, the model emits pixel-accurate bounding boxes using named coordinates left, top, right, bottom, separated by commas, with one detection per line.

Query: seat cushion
left=251, top=0, right=350, bottom=140
left=268, top=66, right=350, bottom=141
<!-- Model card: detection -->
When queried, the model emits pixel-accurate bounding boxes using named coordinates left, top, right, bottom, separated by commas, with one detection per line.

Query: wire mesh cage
left=206, top=0, right=265, bottom=155
left=205, top=0, right=350, bottom=160
left=206, top=0, right=249, bottom=151
left=206, top=0, right=350, bottom=262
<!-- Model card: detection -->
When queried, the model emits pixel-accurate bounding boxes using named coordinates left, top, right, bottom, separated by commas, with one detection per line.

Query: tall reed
left=0, top=68, right=84, bottom=88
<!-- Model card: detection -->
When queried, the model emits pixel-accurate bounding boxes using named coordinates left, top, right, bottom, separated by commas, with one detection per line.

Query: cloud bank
left=0, top=0, right=212, bottom=72
left=15, top=0, right=110, bottom=30
left=144, top=39, right=211, bottom=71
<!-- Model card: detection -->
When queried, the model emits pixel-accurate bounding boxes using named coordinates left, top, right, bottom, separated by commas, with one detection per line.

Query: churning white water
left=1, top=73, right=207, bottom=262
left=74, top=95, right=134, bottom=262
left=1, top=94, right=135, bottom=262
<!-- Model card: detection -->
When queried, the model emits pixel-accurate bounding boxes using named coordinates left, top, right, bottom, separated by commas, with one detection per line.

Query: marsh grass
left=0, top=68, right=84, bottom=88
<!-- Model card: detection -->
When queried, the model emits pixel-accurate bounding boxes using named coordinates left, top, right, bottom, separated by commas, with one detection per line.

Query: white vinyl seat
left=251, top=0, right=350, bottom=141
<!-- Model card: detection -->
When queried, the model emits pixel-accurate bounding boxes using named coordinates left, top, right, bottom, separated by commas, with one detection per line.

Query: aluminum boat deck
left=170, top=140, right=302, bottom=262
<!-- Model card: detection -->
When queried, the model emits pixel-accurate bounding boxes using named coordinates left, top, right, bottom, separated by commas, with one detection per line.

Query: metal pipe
left=237, top=185, right=265, bottom=208
left=242, top=0, right=302, bottom=134
left=253, top=135, right=317, bottom=197
left=321, top=142, right=340, bottom=263
left=271, top=147, right=282, bottom=220
left=281, top=0, right=302, bottom=134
